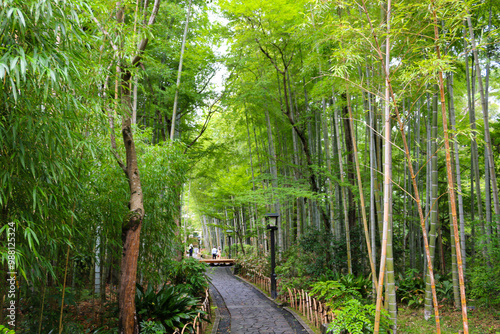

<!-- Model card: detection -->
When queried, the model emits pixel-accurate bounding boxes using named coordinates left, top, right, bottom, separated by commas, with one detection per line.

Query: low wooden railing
left=238, top=265, right=272, bottom=297
left=286, top=287, right=333, bottom=328
left=181, top=288, right=211, bottom=334
left=238, top=264, right=334, bottom=330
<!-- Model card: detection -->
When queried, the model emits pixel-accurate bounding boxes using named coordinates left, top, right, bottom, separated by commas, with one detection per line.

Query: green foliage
left=92, top=327, right=118, bottom=334
left=18, top=285, right=81, bottom=333
left=329, top=273, right=372, bottom=300
left=309, top=275, right=390, bottom=333
left=136, top=139, right=190, bottom=282
left=434, top=274, right=454, bottom=304
left=297, top=228, right=335, bottom=277
left=0, top=325, right=15, bottom=334
left=135, top=283, right=204, bottom=331
left=236, top=245, right=270, bottom=275
left=0, top=0, right=101, bottom=284
left=310, top=280, right=362, bottom=310
left=469, top=241, right=500, bottom=307
left=328, top=299, right=392, bottom=334
left=397, top=269, right=425, bottom=308
left=140, top=320, right=167, bottom=334
left=275, top=245, right=311, bottom=291
left=167, top=257, right=210, bottom=298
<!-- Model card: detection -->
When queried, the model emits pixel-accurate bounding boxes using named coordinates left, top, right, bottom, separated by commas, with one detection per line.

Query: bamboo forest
left=2, top=0, right=500, bottom=333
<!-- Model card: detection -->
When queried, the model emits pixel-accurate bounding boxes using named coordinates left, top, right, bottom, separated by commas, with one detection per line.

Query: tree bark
left=111, top=2, right=162, bottom=333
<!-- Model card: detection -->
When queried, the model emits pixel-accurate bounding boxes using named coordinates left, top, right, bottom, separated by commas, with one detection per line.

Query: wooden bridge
left=200, top=258, right=235, bottom=266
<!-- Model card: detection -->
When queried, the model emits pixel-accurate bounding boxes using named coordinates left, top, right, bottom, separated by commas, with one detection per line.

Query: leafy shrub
left=236, top=245, right=270, bottom=275
left=328, top=299, right=392, bottom=334
left=296, top=227, right=365, bottom=278
left=329, top=272, right=373, bottom=300
left=92, top=327, right=118, bottom=334
left=0, top=325, right=15, bottom=334
left=135, top=283, right=204, bottom=332
left=140, top=320, right=167, bottom=334
left=167, top=257, right=210, bottom=298
left=469, top=262, right=500, bottom=306
left=397, top=268, right=425, bottom=308
left=275, top=245, right=311, bottom=291
left=434, top=274, right=454, bottom=304
left=311, top=277, right=391, bottom=333
left=310, top=280, right=362, bottom=309
left=298, top=229, right=335, bottom=277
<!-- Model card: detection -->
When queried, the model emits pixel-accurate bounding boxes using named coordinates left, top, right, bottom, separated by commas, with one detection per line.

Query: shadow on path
left=208, top=267, right=309, bottom=334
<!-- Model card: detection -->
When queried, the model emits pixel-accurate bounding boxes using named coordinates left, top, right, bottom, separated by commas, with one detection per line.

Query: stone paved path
left=208, top=267, right=309, bottom=334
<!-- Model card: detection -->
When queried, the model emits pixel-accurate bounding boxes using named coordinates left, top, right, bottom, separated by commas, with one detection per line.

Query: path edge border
left=209, top=289, right=221, bottom=334
left=231, top=269, right=315, bottom=334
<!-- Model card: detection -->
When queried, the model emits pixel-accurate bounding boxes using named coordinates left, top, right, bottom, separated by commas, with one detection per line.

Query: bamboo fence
left=181, top=288, right=212, bottom=334
left=238, top=264, right=334, bottom=329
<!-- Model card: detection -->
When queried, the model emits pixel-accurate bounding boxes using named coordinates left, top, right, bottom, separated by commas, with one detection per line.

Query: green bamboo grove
left=1, top=0, right=500, bottom=333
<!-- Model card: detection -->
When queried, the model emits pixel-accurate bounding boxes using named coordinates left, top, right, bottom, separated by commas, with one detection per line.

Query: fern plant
left=328, top=299, right=392, bottom=334
left=135, top=283, right=205, bottom=332
left=310, top=279, right=392, bottom=333
left=310, top=280, right=362, bottom=309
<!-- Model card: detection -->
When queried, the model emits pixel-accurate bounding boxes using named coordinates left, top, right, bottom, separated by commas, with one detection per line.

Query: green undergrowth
left=398, top=305, right=500, bottom=333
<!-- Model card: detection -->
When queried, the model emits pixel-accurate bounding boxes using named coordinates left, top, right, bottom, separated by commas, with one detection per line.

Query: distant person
left=188, top=244, right=193, bottom=257
left=217, top=247, right=221, bottom=259
left=212, top=247, right=217, bottom=259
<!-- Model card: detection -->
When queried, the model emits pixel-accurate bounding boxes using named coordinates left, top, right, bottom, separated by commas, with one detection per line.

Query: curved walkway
left=208, top=267, right=311, bottom=334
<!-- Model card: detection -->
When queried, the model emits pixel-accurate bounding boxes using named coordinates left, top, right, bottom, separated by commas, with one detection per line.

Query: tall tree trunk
left=448, top=130, right=460, bottom=308
left=424, top=89, right=439, bottom=320
left=450, top=200, right=460, bottom=308
left=447, top=72, right=466, bottom=275
left=265, top=106, right=282, bottom=250
left=375, top=2, right=392, bottom=329
left=464, top=24, right=486, bottom=259
left=369, top=86, right=378, bottom=290
left=432, top=6, right=469, bottom=330
left=345, top=91, right=377, bottom=288
left=111, top=2, right=162, bottom=333
left=322, top=98, right=336, bottom=236
left=170, top=0, right=192, bottom=140
left=334, top=106, right=352, bottom=274
left=466, top=10, right=500, bottom=234
left=118, top=92, right=146, bottom=334
left=244, top=108, right=259, bottom=247
left=341, top=94, right=356, bottom=231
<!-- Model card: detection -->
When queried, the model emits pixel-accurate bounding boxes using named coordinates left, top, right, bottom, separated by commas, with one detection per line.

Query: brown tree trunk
left=341, top=93, right=356, bottom=230
left=108, top=2, right=162, bottom=333
left=119, top=93, right=145, bottom=334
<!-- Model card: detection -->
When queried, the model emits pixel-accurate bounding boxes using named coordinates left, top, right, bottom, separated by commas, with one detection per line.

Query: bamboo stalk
left=374, top=1, right=392, bottom=331
left=333, top=107, right=353, bottom=274
left=357, top=0, right=442, bottom=331
left=38, top=283, right=46, bottom=334
left=345, top=89, right=378, bottom=290
left=431, top=3, right=468, bottom=332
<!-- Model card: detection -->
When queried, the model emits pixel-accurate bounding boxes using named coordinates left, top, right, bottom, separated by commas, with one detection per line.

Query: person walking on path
left=212, top=247, right=218, bottom=259
left=188, top=244, right=193, bottom=257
